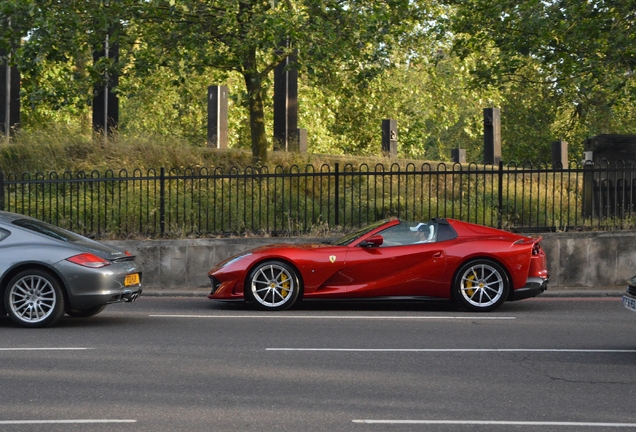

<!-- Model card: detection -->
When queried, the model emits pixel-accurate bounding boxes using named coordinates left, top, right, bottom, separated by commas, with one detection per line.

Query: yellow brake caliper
left=280, top=273, right=290, bottom=298
left=465, top=274, right=475, bottom=297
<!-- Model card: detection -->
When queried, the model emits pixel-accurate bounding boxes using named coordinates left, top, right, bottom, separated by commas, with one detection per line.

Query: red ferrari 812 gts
left=207, top=218, right=549, bottom=312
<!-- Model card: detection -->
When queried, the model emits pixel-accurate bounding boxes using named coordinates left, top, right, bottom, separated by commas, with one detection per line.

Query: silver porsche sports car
left=0, top=211, right=142, bottom=328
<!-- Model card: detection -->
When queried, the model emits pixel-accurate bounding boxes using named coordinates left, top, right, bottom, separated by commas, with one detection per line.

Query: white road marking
left=150, top=314, right=515, bottom=320
left=0, top=348, right=90, bottom=351
left=0, top=419, right=136, bottom=425
left=352, top=420, right=636, bottom=427
left=267, top=348, right=636, bottom=352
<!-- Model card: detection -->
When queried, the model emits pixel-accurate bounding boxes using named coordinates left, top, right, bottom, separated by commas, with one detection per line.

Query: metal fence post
left=334, top=163, right=339, bottom=226
left=160, top=167, right=165, bottom=236
left=497, top=161, right=503, bottom=229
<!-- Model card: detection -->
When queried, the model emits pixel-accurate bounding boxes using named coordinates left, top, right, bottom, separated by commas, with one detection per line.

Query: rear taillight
left=66, top=253, right=111, bottom=268
left=532, top=242, right=543, bottom=256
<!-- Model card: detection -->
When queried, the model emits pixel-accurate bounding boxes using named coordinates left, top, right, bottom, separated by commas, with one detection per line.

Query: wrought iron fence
left=1, top=161, right=635, bottom=238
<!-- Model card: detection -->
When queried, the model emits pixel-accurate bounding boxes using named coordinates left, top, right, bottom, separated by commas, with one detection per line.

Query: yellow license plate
left=124, top=273, right=140, bottom=287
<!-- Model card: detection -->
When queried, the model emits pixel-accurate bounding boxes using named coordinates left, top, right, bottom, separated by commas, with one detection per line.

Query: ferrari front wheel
left=453, top=259, right=509, bottom=312
left=246, top=261, right=300, bottom=311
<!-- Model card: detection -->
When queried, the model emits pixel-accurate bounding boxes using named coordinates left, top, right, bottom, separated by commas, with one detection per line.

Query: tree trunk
left=243, top=70, right=269, bottom=163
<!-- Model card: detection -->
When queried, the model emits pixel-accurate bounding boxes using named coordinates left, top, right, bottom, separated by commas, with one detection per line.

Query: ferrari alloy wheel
left=247, top=261, right=300, bottom=310
left=453, top=259, right=509, bottom=312
left=67, top=305, right=107, bottom=318
left=4, top=269, right=65, bottom=328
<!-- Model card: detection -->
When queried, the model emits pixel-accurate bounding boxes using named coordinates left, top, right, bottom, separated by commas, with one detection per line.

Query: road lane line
left=352, top=420, right=636, bottom=427
left=0, top=348, right=90, bottom=351
left=150, top=314, right=515, bottom=320
left=0, top=420, right=136, bottom=424
left=267, top=348, right=636, bottom=352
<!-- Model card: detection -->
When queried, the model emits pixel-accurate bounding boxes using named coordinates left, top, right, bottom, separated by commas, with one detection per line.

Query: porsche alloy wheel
left=454, top=260, right=509, bottom=312
left=247, top=261, right=300, bottom=310
left=5, top=269, right=65, bottom=328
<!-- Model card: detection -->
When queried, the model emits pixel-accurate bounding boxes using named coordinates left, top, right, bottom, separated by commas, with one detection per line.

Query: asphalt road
left=2, top=295, right=636, bottom=432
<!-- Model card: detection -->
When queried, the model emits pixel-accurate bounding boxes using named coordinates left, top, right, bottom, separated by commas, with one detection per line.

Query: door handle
left=432, top=252, right=443, bottom=258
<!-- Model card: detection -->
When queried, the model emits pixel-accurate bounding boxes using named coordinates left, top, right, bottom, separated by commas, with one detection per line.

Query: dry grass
left=0, top=125, right=443, bottom=175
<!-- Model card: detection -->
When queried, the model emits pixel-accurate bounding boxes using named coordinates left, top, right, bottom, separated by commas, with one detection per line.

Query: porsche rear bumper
left=510, top=276, right=549, bottom=301
left=54, top=259, right=144, bottom=310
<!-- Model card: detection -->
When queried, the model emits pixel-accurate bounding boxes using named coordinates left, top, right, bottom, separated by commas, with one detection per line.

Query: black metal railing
left=1, top=161, right=635, bottom=238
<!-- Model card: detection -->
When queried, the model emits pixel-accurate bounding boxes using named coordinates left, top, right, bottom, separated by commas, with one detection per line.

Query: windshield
left=331, top=219, right=390, bottom=246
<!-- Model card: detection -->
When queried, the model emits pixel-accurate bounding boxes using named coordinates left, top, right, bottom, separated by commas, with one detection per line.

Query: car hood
left=210, top=241, right=337, bottom=272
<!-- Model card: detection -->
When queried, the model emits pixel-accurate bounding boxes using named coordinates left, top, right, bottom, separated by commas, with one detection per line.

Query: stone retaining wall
left=104, top=231, right=636, bottom=293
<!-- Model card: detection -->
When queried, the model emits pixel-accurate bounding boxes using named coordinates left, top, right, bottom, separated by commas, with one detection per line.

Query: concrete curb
left=540, top=290, right=624, bottom=298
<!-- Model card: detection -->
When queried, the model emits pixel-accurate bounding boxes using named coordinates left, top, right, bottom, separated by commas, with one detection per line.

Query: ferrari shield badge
left=329, top=255, right=336, bottom=263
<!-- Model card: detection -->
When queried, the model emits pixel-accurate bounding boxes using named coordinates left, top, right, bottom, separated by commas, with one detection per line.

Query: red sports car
left=207, top=218, right=549, bottom=312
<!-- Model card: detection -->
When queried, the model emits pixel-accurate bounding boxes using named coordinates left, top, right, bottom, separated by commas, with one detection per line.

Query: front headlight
left=222, top=252, right=252, bottom=268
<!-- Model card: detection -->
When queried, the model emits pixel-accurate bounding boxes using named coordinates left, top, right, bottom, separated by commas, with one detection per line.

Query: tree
left=2, top=0, right=141, bottom=130
left=136, top=0, right=430, bottom=162
left=449, top=0, right=636, bottom=159
left=0, top=0, right=34, bottom=52
left=451, top=0, right=636, bottom=88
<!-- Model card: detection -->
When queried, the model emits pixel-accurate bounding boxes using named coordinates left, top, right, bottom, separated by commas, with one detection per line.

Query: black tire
left=67, top=305, right=107, bottom=318
left=453, top=259, right=509, bottom=312
left=4, top=269, right=65, bottom=328
left=245, top=260, right=300, bottom=311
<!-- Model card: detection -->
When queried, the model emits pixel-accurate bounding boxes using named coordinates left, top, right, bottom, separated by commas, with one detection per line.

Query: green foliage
left=301, top=48, right=502, bottom=161
left=4, top=0, right=436, bottom=162
left=4, top=0, right=636, bottom=167
left=118, top=67, right=245, bottom=144
left=449, top=0, right=636, bottom=160
left=129, top=0, right=431, bottom=161
left=18, top=58, right=93, bottom=129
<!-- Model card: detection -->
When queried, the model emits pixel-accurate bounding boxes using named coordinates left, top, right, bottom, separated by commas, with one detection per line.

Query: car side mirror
left=359, top=234, right=383, bottom=248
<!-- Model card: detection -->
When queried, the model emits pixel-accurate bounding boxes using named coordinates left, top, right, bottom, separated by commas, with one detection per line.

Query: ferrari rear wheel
left=453, top=259, right=509, bottom=312
left=4, top=269, right=65, bottom=328
left=247, top=261, right=300, bottom=311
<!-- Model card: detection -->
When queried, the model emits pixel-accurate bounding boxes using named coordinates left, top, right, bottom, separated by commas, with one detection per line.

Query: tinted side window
left=378, top=222, right=437, bottom=246
left=12, top=219, right=84, bottom=243
left=377, top=224, right=413, bottom=246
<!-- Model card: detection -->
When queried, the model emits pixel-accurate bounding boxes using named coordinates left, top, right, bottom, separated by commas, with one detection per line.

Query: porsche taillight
left=66, top=253, right=111, bottom=268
